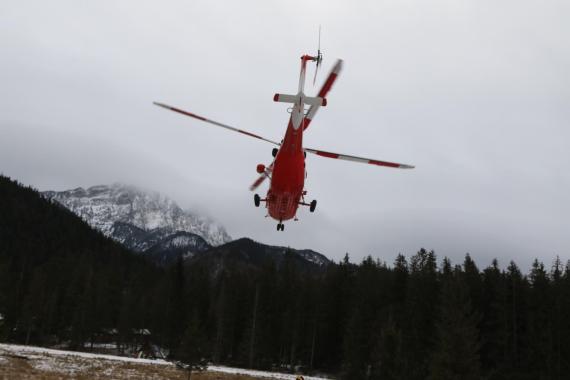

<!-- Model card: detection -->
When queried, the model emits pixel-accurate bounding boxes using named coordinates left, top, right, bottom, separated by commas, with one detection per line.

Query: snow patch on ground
left=208, top=365, right=331, bottom=380
left=0, top=343, right=333, bottom=379
left=33, top=356, right=94, bottom=376
left=0, top=343, right=172, bottom=366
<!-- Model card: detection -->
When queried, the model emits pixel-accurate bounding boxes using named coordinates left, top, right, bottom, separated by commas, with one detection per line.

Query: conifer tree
left=403, top=249, right=439, bottom=380
left=505, top=261, right=527, bottom=370
left=167, top=255, right=187, bottom=353
left=429, top=268, right=481, bottom=380
left=341, top=308, right=367, bottom=379
left=178, top=312, right=207, bottom=364
left=528, top=259, right=552, bottom=375
left=371, top=316, right=402, bottom=380
left=480, top=259, right=507, bottom=374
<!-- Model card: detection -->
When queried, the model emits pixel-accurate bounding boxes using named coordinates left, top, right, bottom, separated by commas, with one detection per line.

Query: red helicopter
left=154, top=49, right=414, bottom=231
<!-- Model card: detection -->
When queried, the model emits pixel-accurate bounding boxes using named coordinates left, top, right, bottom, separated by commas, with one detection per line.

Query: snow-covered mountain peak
left=43, top=184, right=231, bottom=248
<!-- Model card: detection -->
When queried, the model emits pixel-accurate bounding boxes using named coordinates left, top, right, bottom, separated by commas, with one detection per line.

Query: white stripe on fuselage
left=291, top=93, right=304, bottom=130
left=293, top=57, right=310, bottom=130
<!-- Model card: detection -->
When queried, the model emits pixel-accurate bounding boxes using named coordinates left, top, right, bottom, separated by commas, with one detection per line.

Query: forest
left=1, top=174, right=569, bottom=380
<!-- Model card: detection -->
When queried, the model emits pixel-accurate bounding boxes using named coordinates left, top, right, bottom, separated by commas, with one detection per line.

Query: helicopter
left=154, top=43, right=414, bottom=231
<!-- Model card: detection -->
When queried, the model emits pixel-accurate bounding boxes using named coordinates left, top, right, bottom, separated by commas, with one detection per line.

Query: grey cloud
left=1, top=0, right=568, bottom=270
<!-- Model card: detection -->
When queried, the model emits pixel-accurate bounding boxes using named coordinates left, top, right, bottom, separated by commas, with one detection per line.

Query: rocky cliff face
left=42, top=184, right=231, bottom=258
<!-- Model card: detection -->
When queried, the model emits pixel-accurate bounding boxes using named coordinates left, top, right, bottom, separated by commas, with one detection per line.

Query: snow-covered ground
left=0, top=343, right=172, bottom=365
left=0, top=343, right=333, bottom=379
left=209, top=365, right=332, bottom=380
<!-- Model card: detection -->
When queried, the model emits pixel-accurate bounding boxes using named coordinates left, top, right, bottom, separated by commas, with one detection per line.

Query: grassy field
left=0, top=344, right=324, bottom=380
left=0, top=354, right=256, bottom=380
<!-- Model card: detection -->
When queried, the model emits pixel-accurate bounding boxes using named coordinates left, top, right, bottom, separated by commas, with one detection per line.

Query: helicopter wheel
left=309, top=200, right=317, bottom=213
left=272, top=148, right=278, bottom=157
left=254, top=194, right=261, bottom=207
left=277, top=223, right=284, bottom=231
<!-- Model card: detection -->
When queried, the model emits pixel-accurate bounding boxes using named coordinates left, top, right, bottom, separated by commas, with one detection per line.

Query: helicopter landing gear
left=272, top=148, right=278, bottom=157
left=309, top=200, right=317, bottom=212
left=277, top=223, right=285, bottom=231
left=254, top=194, right=261, bottom=207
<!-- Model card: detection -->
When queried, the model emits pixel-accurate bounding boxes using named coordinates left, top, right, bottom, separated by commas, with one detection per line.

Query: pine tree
left=462, top=254, right=483, bottom=312
left=429, top=268, right=481, bottom=380
left=371, top=316, right=402, bottom=380
left=167, top=255, right=187, bottom=353
left=178, top=312, right=207, bottom=364
left=403, top=248, right=439, bottom=380
left=341, top=308, right=367, bottom=379
left=559, top=261, right=570, bottom=376
left=550, top=256, right=564, bottom=379
left=505, top=261, right=528, bottom=371
left=480, top=259, right=508, bottom=375
left=528, top=259, right=552, bottom=376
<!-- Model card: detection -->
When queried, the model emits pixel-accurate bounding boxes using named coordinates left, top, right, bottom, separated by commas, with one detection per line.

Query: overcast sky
left=1, top=0, right=569, bottom=270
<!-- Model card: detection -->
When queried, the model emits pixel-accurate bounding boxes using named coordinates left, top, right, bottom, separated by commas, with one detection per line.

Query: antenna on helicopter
left=312, top=25, right=323, bottom=86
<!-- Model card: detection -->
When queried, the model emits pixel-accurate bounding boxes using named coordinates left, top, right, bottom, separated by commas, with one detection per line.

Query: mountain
left=190, top=238, right=331, bottom=275
left=144, top=231, right=211, bottom=265
left=41, top=184, right=331, bottom=269
left=42, top=184, right=231, bottom=260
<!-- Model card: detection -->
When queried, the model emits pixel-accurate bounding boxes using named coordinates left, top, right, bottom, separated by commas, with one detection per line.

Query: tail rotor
left=313, top=25, right=323, bottom=86
left=249, top=161, right=273, bottom=191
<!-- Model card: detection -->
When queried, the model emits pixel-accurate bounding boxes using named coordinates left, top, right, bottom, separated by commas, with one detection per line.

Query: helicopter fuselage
left=264, top=55, right=315, bottom=223
left=266, top=116, right=306, bottom=222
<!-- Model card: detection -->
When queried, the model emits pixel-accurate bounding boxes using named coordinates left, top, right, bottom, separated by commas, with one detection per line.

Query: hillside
left=192, top=238, right=330, bottom=275
left=0, top=175, right=163, bottom=346
left=0, top=175, right=337, bottom=375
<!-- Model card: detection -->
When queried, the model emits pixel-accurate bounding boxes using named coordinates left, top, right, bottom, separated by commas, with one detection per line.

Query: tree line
left=1, top=175, right=569, bottom=379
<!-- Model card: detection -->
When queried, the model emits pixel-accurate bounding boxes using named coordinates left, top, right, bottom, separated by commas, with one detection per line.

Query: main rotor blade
left=153, top=102, right=280, bottom=146
left=304, top=147, right=415, bottom=169
left=304, top=59, right=343, bottom=131
left=249, top=162, right=274, bottom=191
